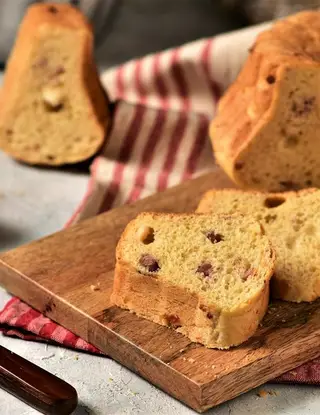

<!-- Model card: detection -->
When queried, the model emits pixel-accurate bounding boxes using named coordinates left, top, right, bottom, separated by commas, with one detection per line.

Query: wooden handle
left=0, top=346, right=78, bottom=414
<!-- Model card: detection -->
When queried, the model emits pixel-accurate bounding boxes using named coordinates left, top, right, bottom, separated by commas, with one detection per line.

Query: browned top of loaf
left=1, top=3, right=94, bottom=111
left=22, top=3, right=92, bottom=32
left=211, top=11, right=320, bottom=162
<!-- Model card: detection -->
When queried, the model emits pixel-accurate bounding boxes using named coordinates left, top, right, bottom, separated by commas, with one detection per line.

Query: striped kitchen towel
left=68, top=21, right=272, bottom=224
left=2, top=21, right=320, bottom=385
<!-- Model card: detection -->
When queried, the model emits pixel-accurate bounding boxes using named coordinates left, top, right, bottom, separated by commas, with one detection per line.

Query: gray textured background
left=94, top=0, right=247, bottom=67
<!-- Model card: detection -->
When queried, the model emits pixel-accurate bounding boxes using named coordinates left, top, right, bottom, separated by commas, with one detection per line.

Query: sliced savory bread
left=111, top=212, right=275, bottom=349
left=0, top=3, right=109, bottom=165
left=210, top=11, right=320, bottom=191
left=197, top=188, right=320, bottom=302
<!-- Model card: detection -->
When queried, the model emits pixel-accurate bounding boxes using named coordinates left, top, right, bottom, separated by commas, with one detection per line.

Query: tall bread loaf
left=0, top=3, right=109, bottom=165
left=210, top=11, right=320, bottom=191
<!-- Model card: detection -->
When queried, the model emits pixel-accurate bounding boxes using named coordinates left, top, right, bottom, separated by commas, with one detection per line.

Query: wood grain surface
left=0, top=169, right=320, bottom=413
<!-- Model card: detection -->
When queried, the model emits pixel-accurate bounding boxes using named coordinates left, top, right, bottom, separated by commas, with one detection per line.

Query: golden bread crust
left=111, top=262, right=270, bottom=349
left=211, top=11, right=320, bottom=191
left=197, top=188, right=320, bottom=302
left=111, top=212, right=275, bottom=349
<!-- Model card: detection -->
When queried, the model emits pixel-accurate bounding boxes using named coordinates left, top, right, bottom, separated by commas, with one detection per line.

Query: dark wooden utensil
left=0, top=345, right=78, bottom=414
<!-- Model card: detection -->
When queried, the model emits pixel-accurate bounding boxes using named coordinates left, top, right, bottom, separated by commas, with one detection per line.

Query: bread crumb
left=289, top=371, right=297, bottom=376
left=74, top=355, right=79, bottom=360
left=211, top=365, right=216, bottom=369
left=90, top=284, right=100, bottom=291
left=257, top=389, right=278, bottom=398
left=281, top=319, right=286, bottom=323
left=257, top=389, right=269, bottom=398
left=188, top=358, right=195, bottom=363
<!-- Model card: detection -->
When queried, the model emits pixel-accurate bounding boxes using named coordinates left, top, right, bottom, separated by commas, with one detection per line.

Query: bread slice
left=197, top=188, right=320, bottom=302
left=111, top=212, right=275, bottom=349
left=210, top=11, right=320, bottom=191
left=0, top=3, right=109, bottom=165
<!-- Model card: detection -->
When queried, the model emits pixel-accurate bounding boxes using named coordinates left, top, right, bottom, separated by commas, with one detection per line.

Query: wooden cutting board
left=1, top=169, right=320, bottom=413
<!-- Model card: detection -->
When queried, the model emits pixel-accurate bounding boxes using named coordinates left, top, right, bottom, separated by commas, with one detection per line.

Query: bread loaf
left=111, top=212, right=275, bottom=349
left=197, top=188, right=320, bottom=302
left=0, top=3, right=109, bottom=165
left=210, top=11, right=320, bottom=191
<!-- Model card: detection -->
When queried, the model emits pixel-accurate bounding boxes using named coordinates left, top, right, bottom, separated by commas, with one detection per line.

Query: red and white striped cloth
left=1, top=21, right=320, bottom=385
left=70, top=21, right=272, bottom=224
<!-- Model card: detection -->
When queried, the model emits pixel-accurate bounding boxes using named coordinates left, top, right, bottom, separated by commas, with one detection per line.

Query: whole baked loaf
left=111, top=212, right=275, bottom=349
left=210, top=11, right=320, bottom=191
left=197, top=188, right=320, bottom=302
left=0, top=3, right=109, bottom=165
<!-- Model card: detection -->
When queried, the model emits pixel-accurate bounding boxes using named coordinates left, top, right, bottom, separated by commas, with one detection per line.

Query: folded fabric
left=1, top=22, right=319, bottom=385
left=0, top=297, right=101, bottom=354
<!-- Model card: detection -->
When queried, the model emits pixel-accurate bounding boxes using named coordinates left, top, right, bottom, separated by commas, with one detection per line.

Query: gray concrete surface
left=0, top=152, right=88, bottom=251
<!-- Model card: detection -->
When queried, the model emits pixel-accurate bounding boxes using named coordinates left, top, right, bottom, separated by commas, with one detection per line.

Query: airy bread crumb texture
left=197, top=188, right=320, bottom=302
left=117, top=213, right=273, bottom=311
left=0, top=3, right=109, bottom=165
